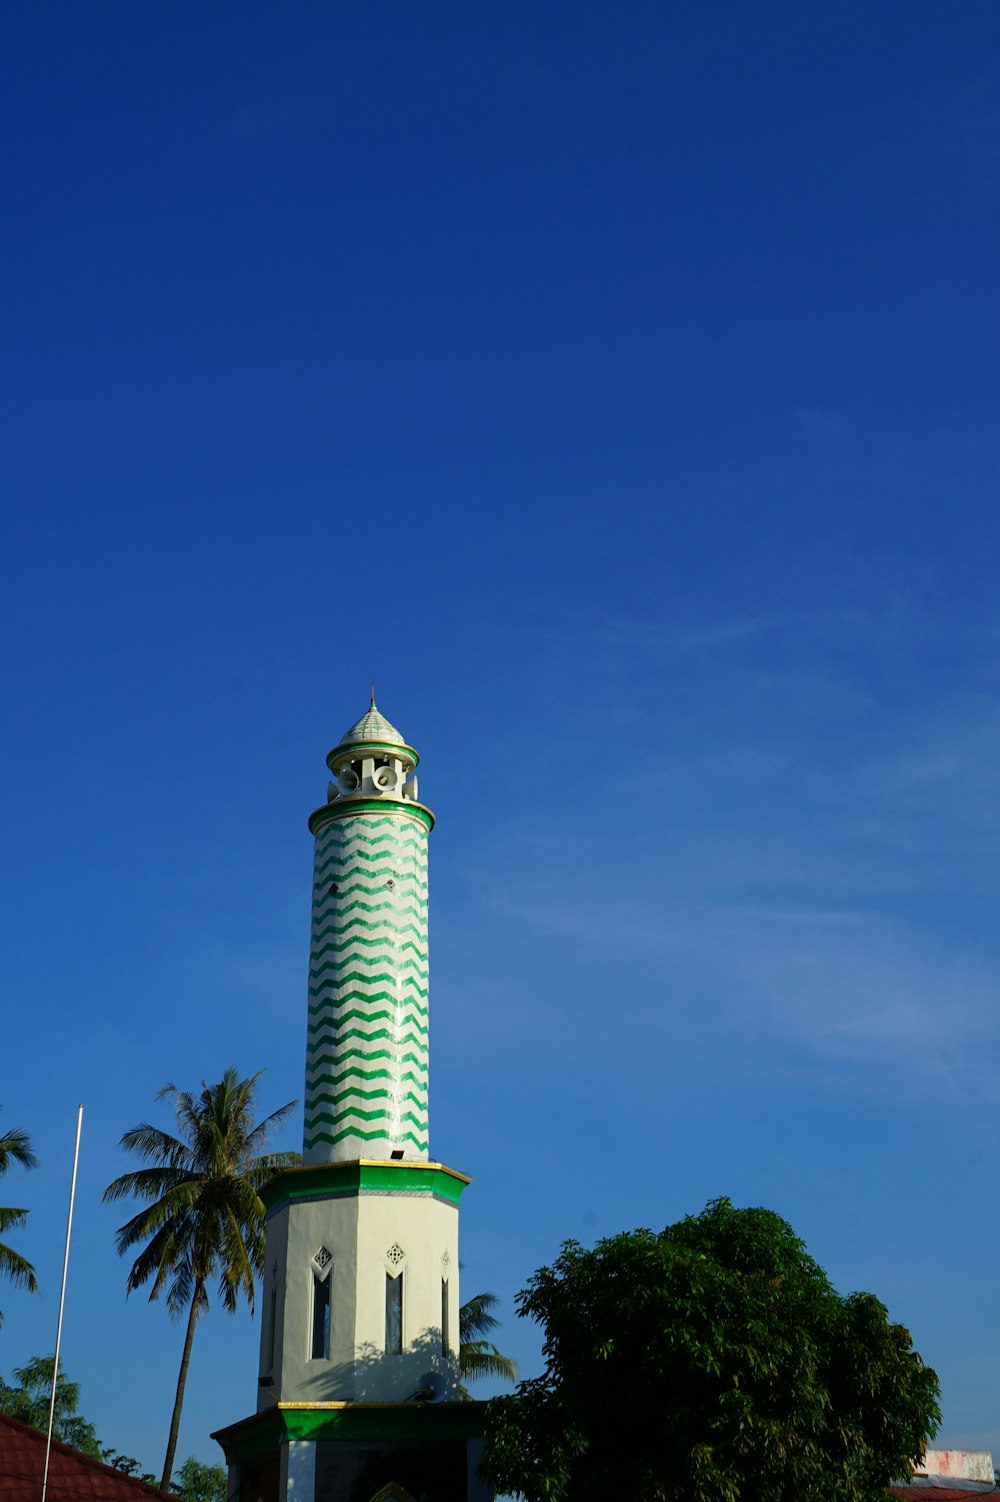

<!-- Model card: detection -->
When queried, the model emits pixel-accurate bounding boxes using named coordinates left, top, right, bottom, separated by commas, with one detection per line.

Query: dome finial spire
left=370, top=678, right=375, bottom=708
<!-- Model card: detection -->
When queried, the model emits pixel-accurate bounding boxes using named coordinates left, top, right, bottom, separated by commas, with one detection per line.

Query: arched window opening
left=265, top=1263, right=278, bottom=1373
left=310, top=1247, right=333, bottom=1361
left=385, top=1270, right=403, bottom=1354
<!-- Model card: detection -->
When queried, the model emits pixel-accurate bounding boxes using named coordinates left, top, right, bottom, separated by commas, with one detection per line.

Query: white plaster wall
left=263, top=1190, right=461, bottom=1405
left=257, top=1204, right=290, bottom=1412
left=283, top=1441, right=317, bottom=1502
left=276, top=1193, right=361, bottom=1403
left=920, top=1451, right=995, bottom=1483
left=352, top=1191, right=461, bottom=1402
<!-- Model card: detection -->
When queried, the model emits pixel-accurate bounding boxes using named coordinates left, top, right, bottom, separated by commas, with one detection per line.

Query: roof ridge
left=0, top=1411, right=175, bottom=1498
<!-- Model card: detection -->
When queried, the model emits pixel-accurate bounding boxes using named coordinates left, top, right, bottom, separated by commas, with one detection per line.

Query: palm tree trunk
left=160, top=1283, right=202, bottom=1491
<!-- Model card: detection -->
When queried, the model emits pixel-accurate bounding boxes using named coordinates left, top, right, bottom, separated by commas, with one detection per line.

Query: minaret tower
left=213, top=699, right=488, bottom=1502
left=303, top=698, right=430, bottom=1165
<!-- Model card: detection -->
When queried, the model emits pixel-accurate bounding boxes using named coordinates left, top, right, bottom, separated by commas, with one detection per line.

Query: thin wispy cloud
left=455, top=595, right=1000, bottom=1097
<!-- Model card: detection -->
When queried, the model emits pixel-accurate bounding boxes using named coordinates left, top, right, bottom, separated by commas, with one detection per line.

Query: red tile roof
left=0, top=1413, right=174, bottom=1501
left=892, top=1490, right=997, bottom=1500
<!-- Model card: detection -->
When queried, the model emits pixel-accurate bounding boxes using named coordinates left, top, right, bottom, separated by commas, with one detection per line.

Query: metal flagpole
left=40, top=1104, right=83, bottom=1502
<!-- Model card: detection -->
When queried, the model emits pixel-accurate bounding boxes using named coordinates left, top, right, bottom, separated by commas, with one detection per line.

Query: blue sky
left=3, top=0, right=1000, bottom=1474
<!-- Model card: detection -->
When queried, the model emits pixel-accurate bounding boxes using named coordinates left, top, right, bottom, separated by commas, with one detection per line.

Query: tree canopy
left=170, top=1456, right=227, bottom=1501
left=0, top=1355, right=104, bottom=1460
left=0, top=1354, right=224, bottom=1495
left=482, top=1198, right=941, bottom=1502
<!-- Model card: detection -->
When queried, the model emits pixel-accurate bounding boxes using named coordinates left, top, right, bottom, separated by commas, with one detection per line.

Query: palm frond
left=165, top=1258, right=207, bottom=1319
left=112, top=1184, right=202, bottom=1254
left=104, top=1066, right=290, bottom=1327
left=460, top=1290, right=502, bottom=1343
left=242, top=1100, right=299, bottom=1158
left=114, top=1124, right=189, bottom=1169
left=0, top=1116, right=38, bottom=1323
left=121, top=1214, right=194, bottom=1297
left=0, top=1240, right=38, bottom=1293
left=103, top=1167, right=200, bottom=1205
left=217, top=1205, right=256, bottom=1315
left=0, top=1124, right=38, bottom=1175
left=459, top=1291, right=517, bottom=1386
left=244, top=1150, right=300, bottom=1190
left=460, top=1340, right=518, bottom=1384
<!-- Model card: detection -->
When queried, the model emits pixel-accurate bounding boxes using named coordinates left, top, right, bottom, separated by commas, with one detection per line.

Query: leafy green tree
left=101, top=1449, right=158, bottom=1485
left=483, top=1198, right=941, bottom=1502
left=0, top=1355, right=102, bottom=1459
left=0, top=1354, right=157, bottom=1480
left=0, top=1116, right=38, bottom=1324
left=103, top=1069, right=298, bottom=1491
left=459, top=1291, right=517, bottom=1387
left=171, top=1455, right=227, bottom=1500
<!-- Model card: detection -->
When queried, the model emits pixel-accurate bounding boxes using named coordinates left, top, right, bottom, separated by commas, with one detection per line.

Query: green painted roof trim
left=285, top=1403, right=484, bottom=1445
left=213, top=1401, right=485, bottom=1463
left=309, top=798, right=435, bottom=836
left=260, top=1160, right=470, bottom=1213
left=212, top=1405, right=286, bottom=1464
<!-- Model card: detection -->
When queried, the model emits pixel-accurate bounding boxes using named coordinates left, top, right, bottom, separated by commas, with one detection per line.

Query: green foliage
left=0, top=1354, right=158, bottom=1480
left=171, top=1455, right=228, bottom=1500
left=102, top=1450, right=158, bottom=1485
left=0, top=1113, right=38, bottom=1325
left=482, top=1198, right=941, bottom=1502
left=0, top=1355, right=104, bottom=1461
left=459, top=1291, right=518, bottom=1388
left=102, top=1070, right=298, bottom=1318
left=103, top=1068, right=298, bottom=1489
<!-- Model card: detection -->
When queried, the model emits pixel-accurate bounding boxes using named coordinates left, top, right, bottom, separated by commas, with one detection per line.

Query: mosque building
left=213, top=698, right=489, bottom=1502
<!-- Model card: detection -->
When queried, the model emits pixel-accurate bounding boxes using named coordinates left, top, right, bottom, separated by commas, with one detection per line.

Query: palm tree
left=459, top=1291, right=517, bottom=1387
left=102, top=1069, right=298, bottom=1490
left=0, top=1116, right=38, bottom=1325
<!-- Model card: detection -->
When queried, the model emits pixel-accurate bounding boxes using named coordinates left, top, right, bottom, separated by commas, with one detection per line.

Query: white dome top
left=337, top=702, right=406, bottom=748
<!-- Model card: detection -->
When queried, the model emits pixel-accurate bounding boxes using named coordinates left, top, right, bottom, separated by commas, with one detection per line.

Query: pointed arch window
left=384, top=1243, right=405, bottom=1354
left=441, top=1277, right=450, bottom=1356
left=310, top=1247, right=333, bottom=1360
left=368, top=1485, right=418, bottom=1502
left=385, top=1272, right=403, bottom=1354
left=265, top=1262, right=278, bottom=1373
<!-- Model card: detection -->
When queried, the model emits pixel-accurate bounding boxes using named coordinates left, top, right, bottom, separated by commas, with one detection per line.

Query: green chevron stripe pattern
left=303, top=810, right=430, bottom=1163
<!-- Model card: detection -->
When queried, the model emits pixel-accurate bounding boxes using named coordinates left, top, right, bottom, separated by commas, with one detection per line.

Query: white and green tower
left=214, top=699, right=489, bottom=1502
left=303, top=700, right=431, bottom=1165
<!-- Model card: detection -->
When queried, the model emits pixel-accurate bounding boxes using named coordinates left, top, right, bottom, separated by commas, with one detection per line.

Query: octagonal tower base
left=214, top=1401, right=489, bottom=1502
left=212, top=1160, right=489, bottom=1502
